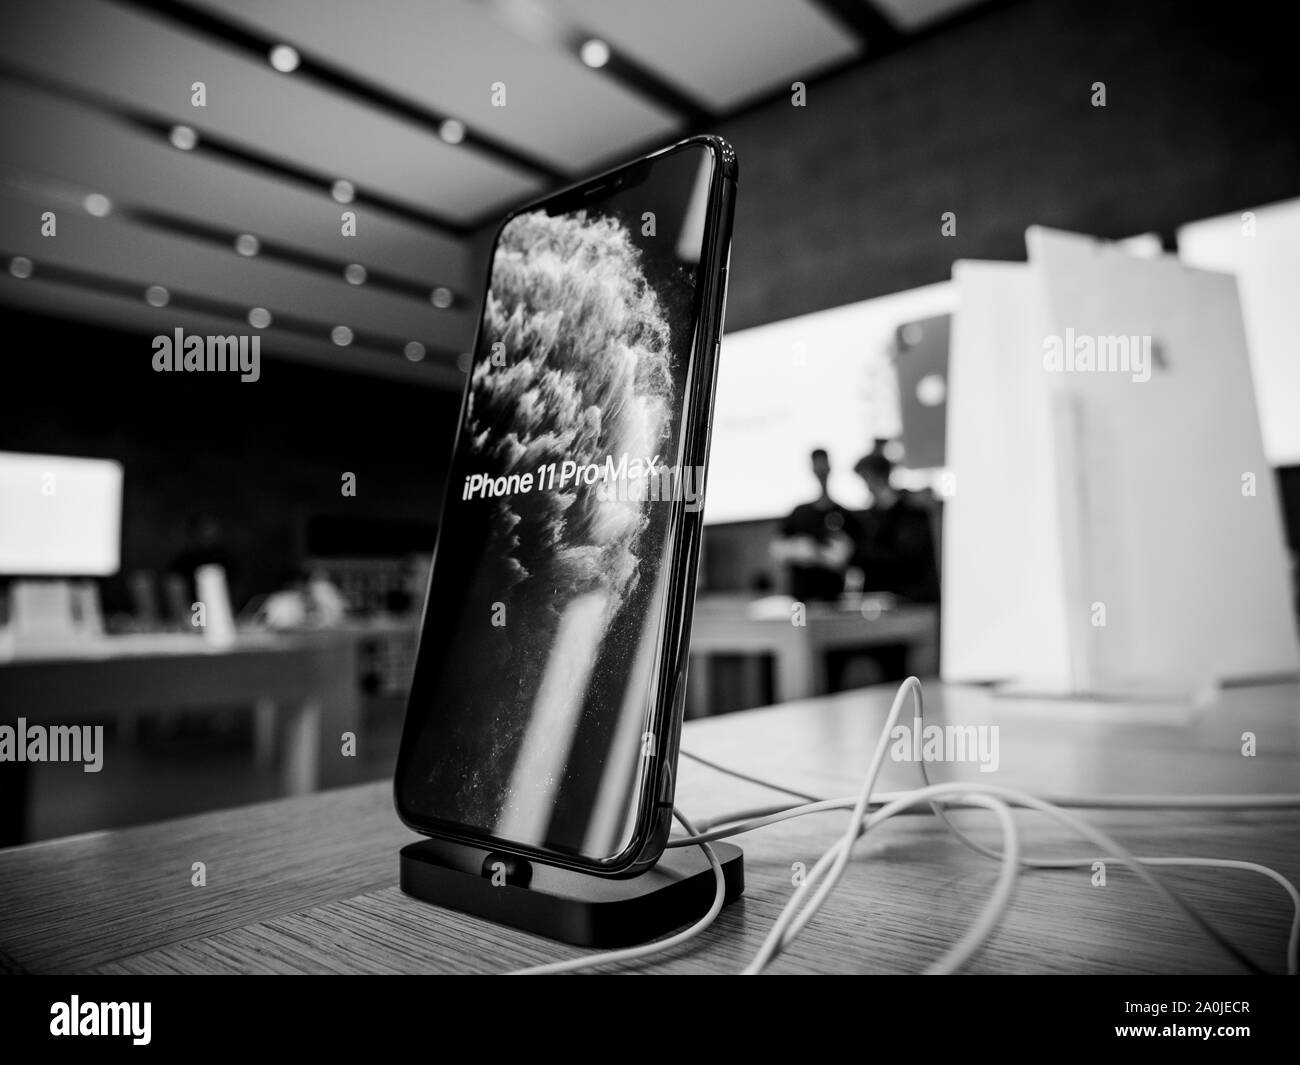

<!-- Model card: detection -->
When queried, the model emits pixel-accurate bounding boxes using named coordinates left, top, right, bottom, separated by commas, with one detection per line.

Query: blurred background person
left=826, top=448, right=942, bottom=691
left=850, top=451, right=939, bottom=604
left=770, top=448, right=858, bottom=601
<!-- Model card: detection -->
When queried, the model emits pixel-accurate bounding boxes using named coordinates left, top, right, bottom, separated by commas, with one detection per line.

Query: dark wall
left=0, top=310, right=461, bottom=610
left=716, top=0, right=1300, bottom=330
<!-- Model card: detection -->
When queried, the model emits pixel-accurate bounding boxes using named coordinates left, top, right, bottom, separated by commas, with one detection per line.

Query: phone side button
left=657, top=756, right=675, bottom=806
left=706, top=339, right=721, bottom=431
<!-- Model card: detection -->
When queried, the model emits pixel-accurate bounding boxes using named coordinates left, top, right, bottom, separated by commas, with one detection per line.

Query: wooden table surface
left=1, top=681, right=1297, bottom=975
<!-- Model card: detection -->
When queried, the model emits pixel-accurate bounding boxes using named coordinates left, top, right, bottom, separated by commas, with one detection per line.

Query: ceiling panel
left=0, top=84, right=474, bottom=291
left=3, top=0, right=542, bottom=221
left=550, top=0, right=861, bottom=111
left=190, top=0, right=684, bottom=174
left=0, top=0, right=977, bottom=386
left=0, top=277, right=464, bottom=387
left=0, top=189, right=476, bottom=354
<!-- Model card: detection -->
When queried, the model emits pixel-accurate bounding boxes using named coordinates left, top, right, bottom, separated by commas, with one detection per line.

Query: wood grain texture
left=3, top=682, right=1298, bottom=975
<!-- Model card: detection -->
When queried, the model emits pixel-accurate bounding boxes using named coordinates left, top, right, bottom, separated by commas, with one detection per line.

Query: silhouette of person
left=771, top=449, right=858, bottom=602
left=850, top=451, right=938, bottom=603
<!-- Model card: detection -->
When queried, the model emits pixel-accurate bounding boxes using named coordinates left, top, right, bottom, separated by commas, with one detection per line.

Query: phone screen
left=396, top=142, right=721, bottom=865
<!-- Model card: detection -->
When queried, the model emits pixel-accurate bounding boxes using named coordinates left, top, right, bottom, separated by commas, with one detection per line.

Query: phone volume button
left=658, top=757, right=674, bottom=805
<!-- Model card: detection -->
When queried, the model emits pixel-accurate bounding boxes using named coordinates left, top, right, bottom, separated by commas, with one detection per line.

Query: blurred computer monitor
left=0, top=451, right=123, bottom=577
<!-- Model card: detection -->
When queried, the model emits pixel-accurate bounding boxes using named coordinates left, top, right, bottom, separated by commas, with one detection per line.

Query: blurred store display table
left=0, top=631, right=360, bottom=823
left=687, top=594, right=938, bottom=715
left=0, top=680, right=1295, bottom=975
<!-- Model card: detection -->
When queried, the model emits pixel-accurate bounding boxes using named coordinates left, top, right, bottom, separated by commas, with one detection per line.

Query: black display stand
left=400, top=837, right=744, bottom=948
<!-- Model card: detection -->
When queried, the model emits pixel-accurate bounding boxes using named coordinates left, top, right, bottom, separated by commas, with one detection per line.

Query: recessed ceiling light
left=331, top=325, right=354, bottom=346
left=83, top=193, right=112, bottom=218
left=331, top=179, right=355, bottom=204
left=145, top=285, right=170, bottom=307
left=248, top=307, right=272, bottom=328
left=580, top=39, right=611, bottom=68
left=9, top=256, right=34, bottom=279
left=268, top=44, right=300, bottom=73
left=438, top=119, right=466, bottom=145
left=170, top=125, right=198, bottom=151
left=344, top=263, right=367, bottom=285
left=404, top=341, right=426, bottom=362
left=430, top=286, right=454, bottom=309
left=234, top=233, right=260, bottom=257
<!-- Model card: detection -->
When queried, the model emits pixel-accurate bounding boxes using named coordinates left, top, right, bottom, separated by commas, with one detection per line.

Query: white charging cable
left=511, top=677, right=1300, bottom=975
